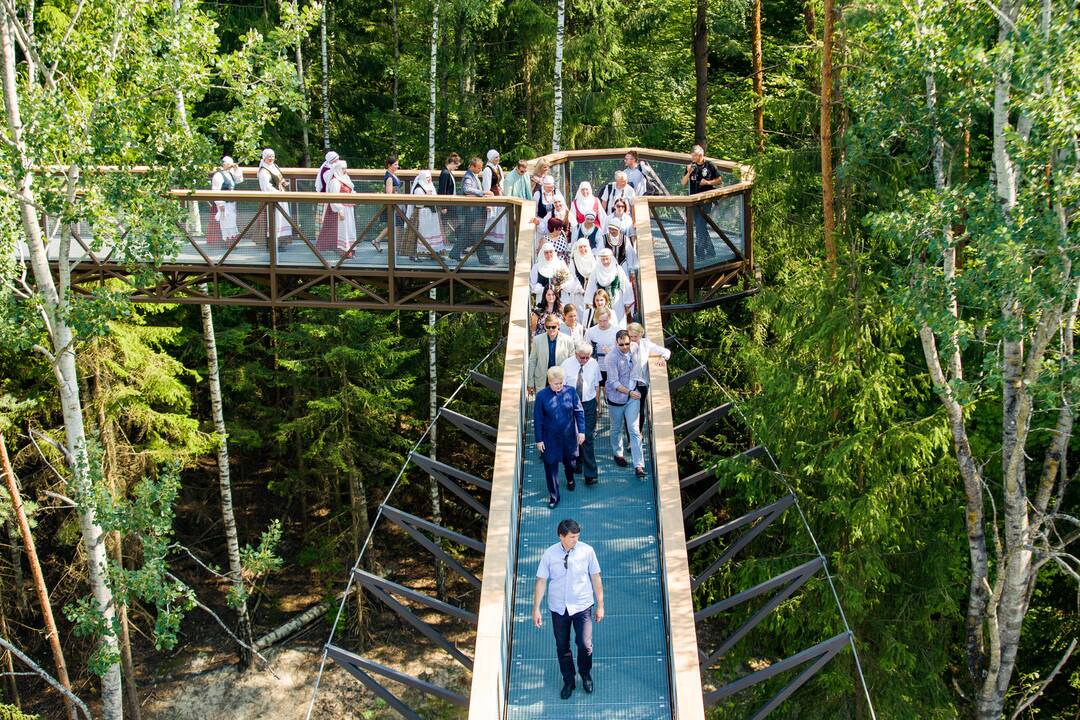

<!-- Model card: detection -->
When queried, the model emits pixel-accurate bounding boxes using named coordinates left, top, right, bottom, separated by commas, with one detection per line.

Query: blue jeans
left=551, top=606, right=594, bottom=684
left=608, top=398, right=643, bottom=468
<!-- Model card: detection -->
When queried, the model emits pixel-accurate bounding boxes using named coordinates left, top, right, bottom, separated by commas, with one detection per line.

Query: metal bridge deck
left=506, top=406, right=672, bottom=719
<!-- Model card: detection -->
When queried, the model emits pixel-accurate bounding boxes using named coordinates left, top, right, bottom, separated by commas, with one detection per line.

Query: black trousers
left=574, top=399, right=598, bottom=479
left=551, top=606, right=594, bottom=684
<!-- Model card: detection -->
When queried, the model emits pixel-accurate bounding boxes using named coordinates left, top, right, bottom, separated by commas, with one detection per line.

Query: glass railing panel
left=210, top=199, right=274, bottom=266
left=648, top=203, right=688, bottom=272
left=690, top=193, right=745, bottom=267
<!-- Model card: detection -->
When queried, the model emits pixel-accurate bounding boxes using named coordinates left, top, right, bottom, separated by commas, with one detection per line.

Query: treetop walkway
left=32, top=148, right=754, bottom=312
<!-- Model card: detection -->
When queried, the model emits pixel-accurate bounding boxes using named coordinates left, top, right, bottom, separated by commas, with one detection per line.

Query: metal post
left=686, top=202, right=695, bottom=302
left=268, top=203, right=278, bottom=302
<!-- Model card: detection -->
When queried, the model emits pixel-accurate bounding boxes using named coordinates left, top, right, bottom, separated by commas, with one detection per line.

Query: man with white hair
left=560, top=343, right=601, bottom=485
left=681, top=144, right=722, bottom=259
left=599, top=170, right=637, bottom=216
left=534, top=366, right=586, bottom=508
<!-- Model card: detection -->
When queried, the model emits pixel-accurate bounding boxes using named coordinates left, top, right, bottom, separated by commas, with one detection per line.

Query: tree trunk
left=428, top=302, right=446, bottom=600
left=6, top=521, right=26, bottom=614
left=0, top=582, right=19, bottom=706
left=693, top=0, right=708, bottom=148
left=552, top=0, right=565, bottom=152
left=391, top=0, right=399, bottom=153
left=320, top=0, right=330, bottom=149
left=199, top=298, right=254, bottom=668
left=819, top=0, right=837, bottom=264
left=0, top=15, right=123, bottom=717
left=427, top=0, right=439, bottom=169
left=750, top=0, right=764, bottom=153
left=296, top=42, right=311, bottom=167
left=0, top=435, right=74, bottom=720
left=109, top=539, right=141, bottom=720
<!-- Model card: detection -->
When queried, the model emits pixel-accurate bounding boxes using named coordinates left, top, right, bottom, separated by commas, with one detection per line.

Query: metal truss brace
left=674, top=403, right=733, bottom=452
left=353, top=570, right=476, bottom=669
left=688, top=494, right=796, bottom=590
left=682, top=446, right=767, bottom=518
left=703, top=632, right=850, bottom=718
left=381, top=505, right=484, bottom=588
left=409, top=452, right=491, bottom=519
left=669, top=364, right=707, bottom=393
left=697, top=557, right=825, bottom=668
left=440, top=408, right=497, bottom=452
left=468, top=370, right=503, bottom=394
left=326, top=644, right=469, bottom=720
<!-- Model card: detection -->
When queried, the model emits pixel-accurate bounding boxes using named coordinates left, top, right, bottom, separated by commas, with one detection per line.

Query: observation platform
left=35, top=149, right=754, bottom=312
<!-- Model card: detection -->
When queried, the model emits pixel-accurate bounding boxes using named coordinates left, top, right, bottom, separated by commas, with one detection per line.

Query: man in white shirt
left=623, top=150, right=648, bottom=197
left=533, top=518, right=605, bottom=699
left=561, top=343, right=601, bottom=485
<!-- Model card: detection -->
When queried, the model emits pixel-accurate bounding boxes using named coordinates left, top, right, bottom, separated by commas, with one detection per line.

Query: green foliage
left=232, top=519, right=284, bottom=608
left=0, top=704, right=40, bottom=720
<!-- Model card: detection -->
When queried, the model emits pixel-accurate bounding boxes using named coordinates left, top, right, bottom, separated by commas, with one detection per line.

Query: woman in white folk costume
left=605, top=197, right=636, bottom=243
left=315, top=151, right=339, bottom=193
left=566, top=239, right=594, bottom=318
left=316, top=160, right=357, bottom=257
left=529, top=241, right=569, bottom=305
left=257, top=148, right=293, bottom=246
left=531, top=175, right=564, bottom=250
left=408, top=170, right=446, bottom=257
left=605, top=223, right=638, bottom=319
left=586, top=248, right=630, bottom=326
left=574, top=212, right=604, bottom=250
left=208, top=156, right=243, bottom=247
left=481, top=149, right=506, bottom=255
left=570, top=181, right=605, bottom=232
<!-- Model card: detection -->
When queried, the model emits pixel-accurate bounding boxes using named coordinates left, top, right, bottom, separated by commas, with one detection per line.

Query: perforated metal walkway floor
left=506, top=403, right=672, bottom=719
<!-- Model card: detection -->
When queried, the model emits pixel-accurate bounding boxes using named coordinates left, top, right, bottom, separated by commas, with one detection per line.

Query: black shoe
left=582, top=676, right=593, bottom=693
left=567, top=479, right=576, bottom=491
left=560, top=681, right=574, bottom=700
left=585, top=477, right=598, bottom=486
left=613, top=455, right=628, bottom=467
left=548, top=498, right=558, bottom=509
left=635, top=466, right=646, bottom=478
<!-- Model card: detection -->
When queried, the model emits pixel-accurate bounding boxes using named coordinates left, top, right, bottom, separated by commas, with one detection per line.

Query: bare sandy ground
left=141, top=642, right=468, bottom=720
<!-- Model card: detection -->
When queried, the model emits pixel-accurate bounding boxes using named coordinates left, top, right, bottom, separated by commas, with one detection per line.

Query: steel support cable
left=304, top=338, right=505, bottom=720
left=668, top=336, right=878, bottom=720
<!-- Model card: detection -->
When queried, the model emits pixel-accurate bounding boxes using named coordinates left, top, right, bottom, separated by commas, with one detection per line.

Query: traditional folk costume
left=407, top=170, right=446, bottom=257
left=585, top=248, right=631, bottom=326
left=567, top=239, right=595, bottom=320
left=574, top=215, right=604, bottom=251
left=256, top=149, right=293, bottom=244
left=571, top=182, right=606, bottom=231
left=530, top=242, right=570, bottom=305
left=207, top=158, right=243, bottom=247
left=481, top=150, right=506, bottom=251
left=316, top=160, right=357, bottom=256
left=533, top=177, right=565, bottom=249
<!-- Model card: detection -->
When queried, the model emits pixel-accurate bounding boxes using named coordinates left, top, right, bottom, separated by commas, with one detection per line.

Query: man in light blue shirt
left=533, top=518, right=605, bottom=699
left=604, top=329, right=645, bottom=476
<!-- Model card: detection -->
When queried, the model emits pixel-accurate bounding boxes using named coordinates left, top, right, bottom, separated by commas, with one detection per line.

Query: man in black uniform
left=680, top=144, right=723, bottom=259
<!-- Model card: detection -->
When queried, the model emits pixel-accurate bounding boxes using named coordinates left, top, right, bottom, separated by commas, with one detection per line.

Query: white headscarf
left=486, top=149, right=500, bottom=163
left=221, top=156, right=235, bottom=167
left=412, top=169, right=435, bottom=195
left=575, top=182, right=593, bottom=203
left=571, top=239, right=595, bottom=278
left=534, top=242, right=563, bottom=279
left=316, top=151, right=340, bottom=192
left=593, top=248, right=618, bottom=286
left=331, top=159, right=353, bottom=190
left=259, top=148, right=276, bottom=167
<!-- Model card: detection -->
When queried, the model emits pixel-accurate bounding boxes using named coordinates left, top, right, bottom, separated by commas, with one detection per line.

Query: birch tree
left=861, top=0, right=1080, bottom=713
left=0, top=1, right=312, bottom=714
left=552, top=0, right=566, bottom=152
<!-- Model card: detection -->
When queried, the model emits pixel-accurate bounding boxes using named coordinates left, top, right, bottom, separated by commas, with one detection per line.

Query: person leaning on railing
left=453, top=156, right=495, bottom=266
left=681, top=144, right=723, bottom=260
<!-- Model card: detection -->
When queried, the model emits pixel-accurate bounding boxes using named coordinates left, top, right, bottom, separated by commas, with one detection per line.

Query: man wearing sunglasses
left=533, top=518, right=605, bottom=700
left=527, top=313, right=576, bottom=396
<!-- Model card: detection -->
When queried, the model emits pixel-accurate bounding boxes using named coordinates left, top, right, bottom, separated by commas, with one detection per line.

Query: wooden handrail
left=467, top=201, right=536, bottom=720
left=634, top=196, right=706, bottom=719
left=168, top=189, right=527, bottom=206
